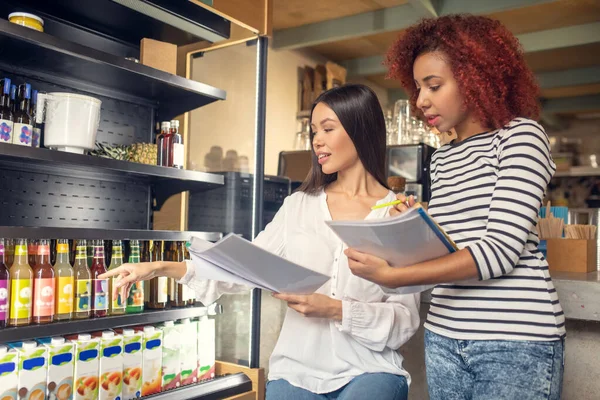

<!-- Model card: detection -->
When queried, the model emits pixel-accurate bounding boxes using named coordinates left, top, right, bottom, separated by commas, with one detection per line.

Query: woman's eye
left=324, top=128, right=333, bottom=133
left=430, top=86, right=440, bottom=92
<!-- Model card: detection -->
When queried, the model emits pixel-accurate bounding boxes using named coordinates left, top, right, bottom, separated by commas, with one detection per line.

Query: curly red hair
left=386, top=14, right=540, bottom=129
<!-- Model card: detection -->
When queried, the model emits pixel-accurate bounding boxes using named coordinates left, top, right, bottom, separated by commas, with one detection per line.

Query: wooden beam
left=543, top=94, right=600, bottom=114
left=537, top=67, right=600, bottom=90
left=216, top=361, right=265, bottom=400
left=272, top=0, right=557, bottom=50
left=408, top=0, right=440, bottom=18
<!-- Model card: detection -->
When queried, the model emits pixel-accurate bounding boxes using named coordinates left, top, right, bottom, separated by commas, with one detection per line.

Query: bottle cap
left=161, top=121, right=171, bottom=130
left=78, top=333, right=91, bottom=341
left=0, top=345, right=7, bottom=355
left=179, top=318, right=190, bottom=324
left=143, top=326, right=155, bottom=334
left=102, top=331, right=115, bottom=339
left=163, top=320, right=174, bottom=327
left=122, top=328, right=135, bottom=336
left=170, top=120, right=180, bottom=129
left=22, top=341, right=37, bottom=350
left=51, top=337, right=65, bottom=345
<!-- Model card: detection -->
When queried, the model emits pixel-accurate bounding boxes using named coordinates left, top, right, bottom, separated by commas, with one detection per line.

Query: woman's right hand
left=99, top=262, right=161, bottom=297
left=390, top=194, right=416, bottom=216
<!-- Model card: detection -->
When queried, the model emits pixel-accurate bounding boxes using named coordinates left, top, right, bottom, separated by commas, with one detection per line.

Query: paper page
left=188, top=252, right=273, bottom=291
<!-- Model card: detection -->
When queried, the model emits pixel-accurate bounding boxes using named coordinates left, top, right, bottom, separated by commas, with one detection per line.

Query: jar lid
left=9, top=12, right=44, bottom=25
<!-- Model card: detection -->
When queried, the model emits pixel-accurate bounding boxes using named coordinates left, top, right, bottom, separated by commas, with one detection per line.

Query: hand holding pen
left=371, top=193, right=417, bottom=215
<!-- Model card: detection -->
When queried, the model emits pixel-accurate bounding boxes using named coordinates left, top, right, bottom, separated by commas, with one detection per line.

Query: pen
left=371, top=198, right=413, bottom=210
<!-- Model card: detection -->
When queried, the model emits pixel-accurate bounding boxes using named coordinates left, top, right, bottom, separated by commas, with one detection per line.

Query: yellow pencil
left=371, top=199, right=411, bottom=210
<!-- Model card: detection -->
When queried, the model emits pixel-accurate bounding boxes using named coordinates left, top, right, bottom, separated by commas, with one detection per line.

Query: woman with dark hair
left=345, top=15, right=565, bottom=400
left=101, top=83, right=419, bottom=400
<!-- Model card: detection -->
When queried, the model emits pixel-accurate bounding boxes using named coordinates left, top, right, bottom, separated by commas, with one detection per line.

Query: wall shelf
left=554, top=166, right=600, bottom=178
left=0, top=18, right=226, bottom=118
left=143, top=373, right=253, bottom=400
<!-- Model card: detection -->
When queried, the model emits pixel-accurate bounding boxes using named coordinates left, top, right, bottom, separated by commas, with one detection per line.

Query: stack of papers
left=187, top=233, right=330, bottom=294
left=326, top=205, right=457, bottom=294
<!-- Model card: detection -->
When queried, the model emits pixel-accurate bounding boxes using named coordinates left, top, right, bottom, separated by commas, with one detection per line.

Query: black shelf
left=0, top=227, right=222, bottom=242
left=0, top=18, right=226, bottom=118
left=143, top=374, right=253, bottom=400
left=0, top=306, right=211, bottom=343
left=0, top=143, right=224, bottom=209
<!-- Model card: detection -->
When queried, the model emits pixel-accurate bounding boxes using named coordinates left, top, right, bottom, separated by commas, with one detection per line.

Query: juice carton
left=7, top=341, right=48, bottom=400
left=114, top=328, right=142, bottom=400
left=0, top=345, right=19, bottom=400
left=176, top=318, right=198, bottom=386
left=67, top=333, right=99, bottom=400
left=158, top=320, right=181, bottom=390
left=38, top=337, right=75, bottom=400
left=197, top=316, right=216, bottom=381
left=138, top=326, right=162, bottom=396
left=94, top=331, right=123, bottom=400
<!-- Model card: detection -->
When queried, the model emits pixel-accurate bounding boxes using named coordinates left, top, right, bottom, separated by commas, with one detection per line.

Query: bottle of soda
left=126, top=240, right=144, bottom=314
left=91, top=240, right=108, bottom=318
left=0, top=238, right=9, bottom=328
left=108, top=240, right=126, bottom=315
left=32, top=239, right=55, bottom=324
left=0, top=78, right=14, bottom=144
left=54, top=239, right=74, bottom=321
left=12, top=83, right=33, bottom=146
left=8, top=239, right=32, bottom=326
left=73, top=240, right=92, bottom=319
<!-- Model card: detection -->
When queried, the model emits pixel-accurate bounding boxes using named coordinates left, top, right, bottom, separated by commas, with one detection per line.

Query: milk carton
left=96, top=331, right=123, bottom=400
left=159, top=320, right=180, bottom=390
left=139, top=326, right=162, bottom=396
left=176, top=318, right=198, bottom=386
left=38, top=337, right=75, bottom=400
left=0, top=345, right=19, bottom=400
left=197, top=317, right=216, bottom=381
left=68, top=333, right=99, bottom=400
left=8, top=341, right=48, bottom=400
left=115, top=328, right=142, bottom=400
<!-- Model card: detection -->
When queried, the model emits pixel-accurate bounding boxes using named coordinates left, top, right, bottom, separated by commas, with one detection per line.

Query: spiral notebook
left=326, top=204, right=457, bottom=294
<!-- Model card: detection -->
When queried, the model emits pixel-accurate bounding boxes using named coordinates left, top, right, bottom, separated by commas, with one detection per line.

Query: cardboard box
left=94, top=331, right=123, bottom=400
left=114, top=328, right=143, bottom=400
left=0, top=345, right=19, bottom=400
left=546, top=238, right=597, bottom=273
left=138, top=326, right=162, bottom=396
left=159, top=321, right=181, bottom=390
left=67, top=333, right=100, bottom=400
left=176, top=318, right=198, bottom=386
left=197, top=317, right=215, bottom=381
left=38, top=337, right=75, bottom=400
left=8, top=341, right=48, bottom=400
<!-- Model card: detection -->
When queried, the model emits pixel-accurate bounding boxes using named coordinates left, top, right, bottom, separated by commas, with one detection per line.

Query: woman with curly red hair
left=346, top=14, right=565, bottom=399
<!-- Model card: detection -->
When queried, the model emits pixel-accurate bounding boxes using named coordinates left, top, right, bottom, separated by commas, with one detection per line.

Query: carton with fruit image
left=7, top=341, right=48, bottom=400
left=67, top=334, right=99, bottom=400
left=139, top=326, right=162, bottom=396
left=0, top=345, right=19, bottom=400
left=159, top=321, right=181, bottom=391
left=176, top=318, right=198, bottom=386
left=93, top=331, right=123, bottom=400
left=114, top=328, right=142, bottom=400
left=197, top=316, right=216, bottom=381
left=38, top=337, right=75, bottom=400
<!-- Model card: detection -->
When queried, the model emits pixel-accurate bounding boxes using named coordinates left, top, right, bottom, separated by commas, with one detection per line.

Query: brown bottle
left=32, top=239, right=55, bottom=324
left=28, top=239, right=37, bottom=268
left=169, top=242, right=186, bottom=308
left=141, top=240, right=151, bottom=306
left=184, top=243, right=195, bottom=306
left=4, top=238, right=14, bottom=268
left=148, top=240, right=167, bottom=309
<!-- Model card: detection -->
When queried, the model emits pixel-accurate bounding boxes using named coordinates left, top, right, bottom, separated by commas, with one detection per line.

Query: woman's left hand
left=345, top=248, right=393, bottom=286
left=273, top=293, right=342, bottom=321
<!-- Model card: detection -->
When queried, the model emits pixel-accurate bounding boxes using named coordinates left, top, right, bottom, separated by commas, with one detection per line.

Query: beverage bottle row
left=0, top=77, right=42, bottom=147
left=0, top=238, right=196, bottom=328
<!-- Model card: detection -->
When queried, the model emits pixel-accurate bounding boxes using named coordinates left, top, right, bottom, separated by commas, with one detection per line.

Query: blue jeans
left=425, top=329, right=564, bottom=400
left=266, top=373, right=408, bottom=400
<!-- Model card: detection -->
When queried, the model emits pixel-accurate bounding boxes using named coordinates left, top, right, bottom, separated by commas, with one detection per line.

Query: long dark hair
left=298, top=83, right=389, bottom=194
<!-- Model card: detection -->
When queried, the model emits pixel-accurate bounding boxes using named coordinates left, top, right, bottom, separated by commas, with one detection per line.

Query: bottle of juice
left=0, top=238, right=9, bottom=328
left=28, top=239, right=37, bottom=268
left=91, top=240, right=108, bottom=318
left=109, top=240, right=126, bottom=315
left=148, top=241, right=167, bottom=309
left=170, top=242, right=186, bottom=308
left=33, top=239, right=55, bottom=324
left=73, top=240, right=92, bottom=319
left=141, top=241, right=150, bottom=306
left=54, top=239, right=74, bottom=320
left=9, top=239, right=32, bottom=326
left=126, top=240, right=144, bottom=314
left=5, top=238, right=14, bottom=268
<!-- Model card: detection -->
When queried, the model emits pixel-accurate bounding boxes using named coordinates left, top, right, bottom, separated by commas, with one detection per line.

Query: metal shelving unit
left=143, top=374, right=253, bottom=400
left=554, top=166, right=600, bottom=178
left=0, top=227, right=221, bottom=241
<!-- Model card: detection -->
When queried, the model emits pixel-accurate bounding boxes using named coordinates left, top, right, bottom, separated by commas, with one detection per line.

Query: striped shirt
left=425, top=118, right=566, bottom=341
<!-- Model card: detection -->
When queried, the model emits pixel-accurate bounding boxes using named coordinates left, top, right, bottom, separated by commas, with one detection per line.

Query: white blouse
left=179, top=189, right=420, bottom=394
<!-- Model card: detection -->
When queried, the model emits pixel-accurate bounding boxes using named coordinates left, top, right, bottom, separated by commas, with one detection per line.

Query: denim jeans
left=266, top=373, right=408, bottom=400
left=425, top=329, right=564, bottom=400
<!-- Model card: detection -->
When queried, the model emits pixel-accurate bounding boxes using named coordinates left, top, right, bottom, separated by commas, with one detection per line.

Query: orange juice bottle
left=33, top=239, right=55, bottom=324
left=54, top=239, right=74, bottom=320
left=8, top=239, right=33, bottom=326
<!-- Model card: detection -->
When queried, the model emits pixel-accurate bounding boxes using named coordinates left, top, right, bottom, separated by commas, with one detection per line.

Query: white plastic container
left=37, top=92, right=101, bottom=154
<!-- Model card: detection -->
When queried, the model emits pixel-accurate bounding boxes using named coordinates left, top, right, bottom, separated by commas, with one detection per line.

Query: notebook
left=186, top=233, right=330, bottom=294
left=326, top=204, right=457, bottom=294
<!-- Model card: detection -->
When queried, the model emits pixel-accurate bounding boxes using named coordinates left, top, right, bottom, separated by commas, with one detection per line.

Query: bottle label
left=0, top=119, right=13, bottom=143
left=10, top=279, right=32, bottom=319
left=76, top=246, right=87, bottom=260
left=75, top=279, right=91, bottom=312
left=157, top=277, right=168, bottom=303
left=94, top=246, right=105, bottom=258
left=173, top=143, right=184, bottom=167
left=57, top=243, right=69, bottom=253
left=37, top=244, right=50, bottom=256
left=127, top=281, right=144, bottom=307
left=0, top=278, right=8, bottom=321
left=111, top=276, right=126, bottom=311
left=57, top=276, right=74, bottom=314
left=93, top=279, right=108, bottom=311
left=33, top=278, right=55, bottom=317
left=0, top=243, right=4, bottom=256
left=15, top=244, right=27, bottom=256
left=12, top=123, right=33, bottom=146
left=32, top=127, right=41, bottom=148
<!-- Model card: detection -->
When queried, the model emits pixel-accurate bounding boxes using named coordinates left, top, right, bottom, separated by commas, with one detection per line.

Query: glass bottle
left=9, top=84, right=16, bottom=114
left=0, top=238, right=9, bottom=328
left=91, top=240, right=108, bottom=318
left=73, top=240, right=92, bottom=319
left=163, top=122, right=174, bottom=167
left=30, top=89, right=40, bottom=148
left=126, top=240, right=144, bottom=313
left=170, top=120, right=184, bottom=169
left=0, top=78, right=14, bottom=144
left=33, top=239, right=55, bottom=324
left=184, top=245, right=195, bottom=306
left=157, top=121, right=170, bottom=167
left=148, top=240, right=167, bottom=309
left=28, top=239, right=37, bottom=268
left=169, top=242, right=186, bottom=307
left=141, top=240, right=151, bottom=306
left=4, top=238, right=14, bottom=268
left=12, top=83, right=33, bottom=146
left=54, top=239, right=74, bottom=321
left=108, top=240, right=126, bottom=315
left=9, top=239, right=33, bottom=326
